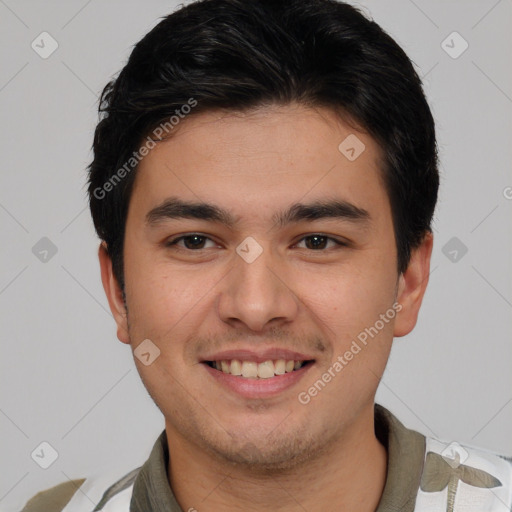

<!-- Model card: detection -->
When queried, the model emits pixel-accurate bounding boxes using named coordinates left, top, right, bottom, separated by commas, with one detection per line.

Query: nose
left=217, top=243, right=299, bottom=332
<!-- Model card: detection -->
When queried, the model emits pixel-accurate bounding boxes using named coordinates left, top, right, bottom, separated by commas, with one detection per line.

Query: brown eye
left=166, top=234, right=216, bottom=250
left=296, top=235, right=343, bottom=250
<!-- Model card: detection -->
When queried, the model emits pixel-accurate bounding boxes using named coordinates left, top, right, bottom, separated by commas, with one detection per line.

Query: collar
left=130, top=403, right=426, bottom=512
left=374, top=403, right=426, bottom=511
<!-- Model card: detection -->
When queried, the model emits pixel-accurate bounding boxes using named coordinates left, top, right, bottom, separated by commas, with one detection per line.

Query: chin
left=203, top=426, right=332, bottom=474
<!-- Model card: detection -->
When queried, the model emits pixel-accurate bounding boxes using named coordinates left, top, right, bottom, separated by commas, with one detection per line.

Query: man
left=21, top=0, right=512, bottom=511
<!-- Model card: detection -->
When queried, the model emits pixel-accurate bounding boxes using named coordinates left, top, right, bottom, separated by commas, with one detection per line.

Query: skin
left=99, top=104, right=433, bottom=511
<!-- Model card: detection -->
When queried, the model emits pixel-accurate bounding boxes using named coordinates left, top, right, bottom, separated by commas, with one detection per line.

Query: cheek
left=123, top=251, right=181, bottom=338
left=298, top=257, right=396, bottom=323
left=123, top=249, right=224, bottom=346
left=296, top=262, right=398, bottom=383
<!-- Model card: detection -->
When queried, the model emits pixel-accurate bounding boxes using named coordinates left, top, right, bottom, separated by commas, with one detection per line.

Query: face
left=100, top=104, right=432, bottom=470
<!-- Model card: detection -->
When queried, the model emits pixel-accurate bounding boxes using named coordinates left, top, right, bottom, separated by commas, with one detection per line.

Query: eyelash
left=165, top=233, right=347, bottom=251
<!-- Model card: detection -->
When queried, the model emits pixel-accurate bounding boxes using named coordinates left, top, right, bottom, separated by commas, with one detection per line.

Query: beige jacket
left=20, top=404, right=512, bottom=511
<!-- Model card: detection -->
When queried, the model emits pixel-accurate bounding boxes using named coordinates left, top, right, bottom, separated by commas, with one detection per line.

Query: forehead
left=129, top=105, right=390, bottom=226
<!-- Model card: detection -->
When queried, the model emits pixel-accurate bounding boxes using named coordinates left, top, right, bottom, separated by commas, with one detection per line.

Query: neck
left=166, top=403, right=388, bottom=512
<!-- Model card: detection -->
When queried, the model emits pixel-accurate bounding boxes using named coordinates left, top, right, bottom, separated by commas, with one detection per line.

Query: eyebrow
left=145, top=196, right=371, bottom=229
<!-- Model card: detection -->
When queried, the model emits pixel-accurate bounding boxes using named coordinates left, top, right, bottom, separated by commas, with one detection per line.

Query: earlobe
left=393, top=231, right=434, bottom=338
left=98, top=242, right=130, bottom=344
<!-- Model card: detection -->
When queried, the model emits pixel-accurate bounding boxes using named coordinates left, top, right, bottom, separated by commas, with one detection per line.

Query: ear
left=393, top=231, right=433, bottom=337
left=98, top=242, right=130, bottom=344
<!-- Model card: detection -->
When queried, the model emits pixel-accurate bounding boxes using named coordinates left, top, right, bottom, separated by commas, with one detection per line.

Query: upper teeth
left=212, top=359, right=305, bottom=378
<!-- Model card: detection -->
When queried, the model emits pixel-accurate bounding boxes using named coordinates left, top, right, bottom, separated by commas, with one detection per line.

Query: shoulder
left=414, top=436, right=512, bottom=512
left=19, top=467, right=140, bottom=512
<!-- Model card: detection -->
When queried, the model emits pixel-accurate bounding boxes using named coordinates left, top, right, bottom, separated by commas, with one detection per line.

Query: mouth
left=200, top=348, right=316, bottom=399
left=201, top=353, right=316, bottom=399
left=203, top=359, right=314, bottom=379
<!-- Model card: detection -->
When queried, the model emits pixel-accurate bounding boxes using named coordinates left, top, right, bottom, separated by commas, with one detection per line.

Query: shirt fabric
left=20, top=403, right=512, bottom=511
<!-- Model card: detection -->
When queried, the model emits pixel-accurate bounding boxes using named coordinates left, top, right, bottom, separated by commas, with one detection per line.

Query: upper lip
left=201, top=348, right=315, bottom=364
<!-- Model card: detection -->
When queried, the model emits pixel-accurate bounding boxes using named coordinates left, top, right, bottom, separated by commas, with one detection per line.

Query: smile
left=205, top=359, right=310, bottom=379
left=202, top=357, right=315, bottom=399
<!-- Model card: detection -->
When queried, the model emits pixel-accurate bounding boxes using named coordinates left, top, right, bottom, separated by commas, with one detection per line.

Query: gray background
left=1, top=0, right=511, bottom=510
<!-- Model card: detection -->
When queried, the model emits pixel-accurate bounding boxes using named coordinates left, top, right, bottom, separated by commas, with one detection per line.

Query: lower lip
left=202, top=362, right=314, bottom=399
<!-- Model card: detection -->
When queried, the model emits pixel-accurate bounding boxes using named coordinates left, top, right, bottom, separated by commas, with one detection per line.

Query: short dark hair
left=87, top=0, right=439, bottom=293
